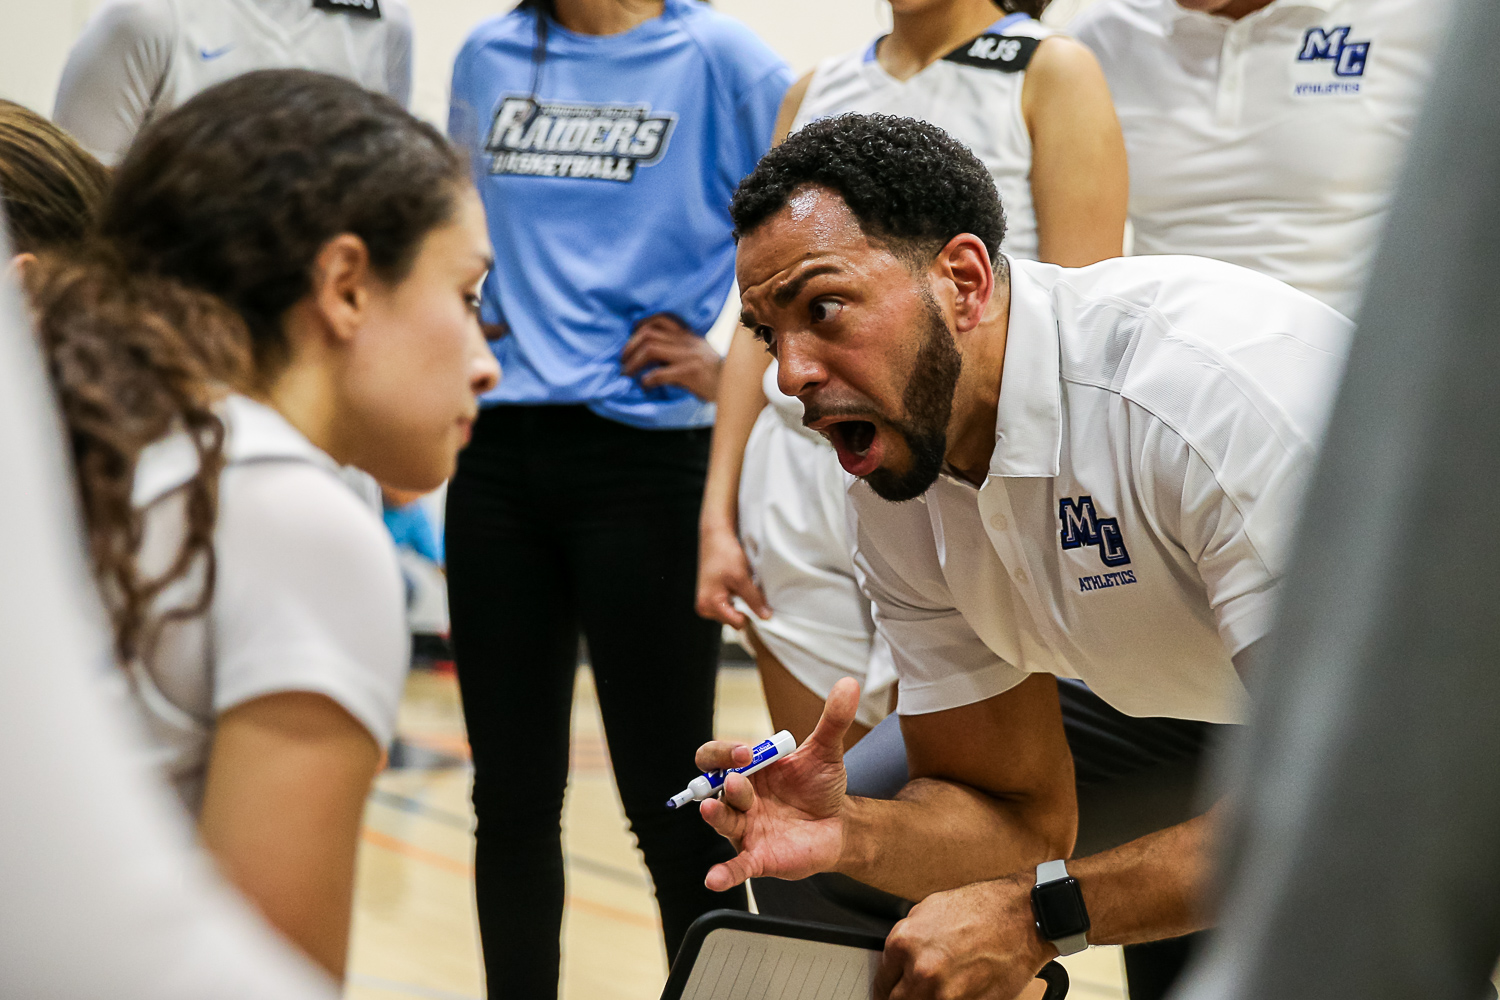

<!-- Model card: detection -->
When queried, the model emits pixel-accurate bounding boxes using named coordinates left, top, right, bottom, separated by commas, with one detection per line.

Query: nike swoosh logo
left=199, top=44, right=234, bottom=60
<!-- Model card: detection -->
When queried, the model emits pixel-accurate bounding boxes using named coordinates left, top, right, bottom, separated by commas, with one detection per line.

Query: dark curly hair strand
left=26, top=247, right=252, bottom=664
left=729, top=113, right=1008, bottom=276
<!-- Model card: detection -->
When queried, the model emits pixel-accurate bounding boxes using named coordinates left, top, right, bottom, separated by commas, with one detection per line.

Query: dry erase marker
left=666, top=731, right=796, bottom=809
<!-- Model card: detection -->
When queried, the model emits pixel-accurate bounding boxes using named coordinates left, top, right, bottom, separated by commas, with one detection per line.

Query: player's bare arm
left=697, top=324, right=775, bottom=627
left=694, top=70, right=812, bottom=628
left=1023, top=36, right=1128, bottom=267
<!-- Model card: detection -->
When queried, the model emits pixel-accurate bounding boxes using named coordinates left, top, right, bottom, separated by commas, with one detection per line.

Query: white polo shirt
left=1071, top=0, right=1449, bottom=318
left=846, top=256, right=1351, bottom=724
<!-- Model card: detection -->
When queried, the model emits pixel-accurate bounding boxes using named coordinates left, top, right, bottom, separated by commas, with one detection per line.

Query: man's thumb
left=806, top=677, right=860, bottom=761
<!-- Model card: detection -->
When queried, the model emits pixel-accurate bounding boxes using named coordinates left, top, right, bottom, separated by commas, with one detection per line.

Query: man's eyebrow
left=772, top=264, right=842, bottom=307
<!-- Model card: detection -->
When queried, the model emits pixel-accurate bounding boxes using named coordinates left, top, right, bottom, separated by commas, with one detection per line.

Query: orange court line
left=360, top=828, right=660, bottom=931
left=363, top=828, right=471, bottom=877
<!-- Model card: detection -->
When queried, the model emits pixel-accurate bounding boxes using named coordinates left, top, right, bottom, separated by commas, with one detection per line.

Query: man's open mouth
left=826, top=419, right=883, bottom=477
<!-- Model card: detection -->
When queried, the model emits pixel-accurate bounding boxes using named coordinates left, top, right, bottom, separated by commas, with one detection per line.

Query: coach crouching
left=693, top=113, right=1352, bottom=1000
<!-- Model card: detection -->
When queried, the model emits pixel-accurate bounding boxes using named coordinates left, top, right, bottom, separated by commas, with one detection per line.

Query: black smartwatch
left=1031, top=860, right=1090, bottom=956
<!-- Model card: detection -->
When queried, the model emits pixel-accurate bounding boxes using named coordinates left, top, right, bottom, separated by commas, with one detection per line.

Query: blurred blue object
left=383, top=500, right=441, bottom=565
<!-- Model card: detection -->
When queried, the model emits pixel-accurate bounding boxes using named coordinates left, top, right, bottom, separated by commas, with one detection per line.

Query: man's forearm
left=836, top=777, right=1076, bottom=903
left=1069, top=808, right=1217, bottom=946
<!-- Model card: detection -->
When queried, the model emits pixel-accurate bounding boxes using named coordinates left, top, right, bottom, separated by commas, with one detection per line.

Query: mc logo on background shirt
left=484, top=96, right=677, bottom=182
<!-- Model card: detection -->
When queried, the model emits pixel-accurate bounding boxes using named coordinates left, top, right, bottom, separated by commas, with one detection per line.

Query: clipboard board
left=662, top=909, right=1070, bottom=1000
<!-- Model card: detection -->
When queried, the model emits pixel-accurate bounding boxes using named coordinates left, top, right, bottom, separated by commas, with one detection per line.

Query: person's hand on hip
left=695, top=677, right=860, bottom=889
left=621, top=313, right=723, bottom=401
left=695, top=523, right=770, bottom=628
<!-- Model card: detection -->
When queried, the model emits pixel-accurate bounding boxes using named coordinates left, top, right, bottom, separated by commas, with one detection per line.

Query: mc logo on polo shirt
left=1298, top=25, right=1372, bottom=77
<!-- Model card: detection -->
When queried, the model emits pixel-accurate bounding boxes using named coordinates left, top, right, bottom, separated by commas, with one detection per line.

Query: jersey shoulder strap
left=313, top=0, right=382, bottom=19
left=942, top=31, right=1042, bottom=73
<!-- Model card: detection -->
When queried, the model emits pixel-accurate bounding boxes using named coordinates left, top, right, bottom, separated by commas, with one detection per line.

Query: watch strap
left=1034, top=859, right=1089, bottom=955
left=1051, top=931, right=1089, bottom=957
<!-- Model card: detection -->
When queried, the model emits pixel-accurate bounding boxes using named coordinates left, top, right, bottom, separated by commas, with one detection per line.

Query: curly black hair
left=729, top=113, right=1007, bottom=272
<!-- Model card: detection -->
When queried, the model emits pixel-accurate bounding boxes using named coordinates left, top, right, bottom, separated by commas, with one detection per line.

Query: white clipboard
left=661, top=910, right=1070, bottom=1000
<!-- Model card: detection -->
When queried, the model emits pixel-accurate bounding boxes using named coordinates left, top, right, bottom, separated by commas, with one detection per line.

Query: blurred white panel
left=713, top=0, right=888, bottom=75
left=0, top=0, right=103, bottom=114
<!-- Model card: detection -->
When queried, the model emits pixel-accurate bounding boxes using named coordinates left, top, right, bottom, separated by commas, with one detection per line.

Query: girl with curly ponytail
left=20, top=70, right=498, bottom=980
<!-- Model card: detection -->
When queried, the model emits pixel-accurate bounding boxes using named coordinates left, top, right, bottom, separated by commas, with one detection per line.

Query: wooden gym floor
left=344, top=664, right=1130, bottom=1000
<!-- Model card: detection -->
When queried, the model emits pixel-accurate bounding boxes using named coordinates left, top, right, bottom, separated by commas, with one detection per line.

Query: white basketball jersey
left=56, top=0, right=412, bottom=164
left=160, top=0, right=405, bottom=114
left=791, top=13, right=1055, bottom=260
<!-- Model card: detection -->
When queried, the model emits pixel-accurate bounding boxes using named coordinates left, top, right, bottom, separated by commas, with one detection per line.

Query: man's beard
left=864, top=293, right=962, bottom=503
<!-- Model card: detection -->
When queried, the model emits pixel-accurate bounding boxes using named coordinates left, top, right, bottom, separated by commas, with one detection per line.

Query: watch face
left=1033, top=878, right=1090, bottom=940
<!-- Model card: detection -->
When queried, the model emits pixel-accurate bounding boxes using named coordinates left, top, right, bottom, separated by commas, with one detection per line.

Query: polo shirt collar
left=989, top=257, right=1061, bottom=479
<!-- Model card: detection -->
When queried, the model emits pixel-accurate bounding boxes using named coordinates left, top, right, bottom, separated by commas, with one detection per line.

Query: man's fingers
left=695, top=740, right=753, bottom=772
left=806, top=676, right=861, bottom=762
left=720, top=770, right=755, bottom=811
left=704, top=853, right=757, bottom=892
left=697, top=796, right=747, bottom=843
left=874, top=942, right=906, bottom=1000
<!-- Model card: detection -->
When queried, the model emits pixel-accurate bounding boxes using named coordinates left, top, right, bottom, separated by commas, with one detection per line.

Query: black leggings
left=446, top=405, right=746, bottom=999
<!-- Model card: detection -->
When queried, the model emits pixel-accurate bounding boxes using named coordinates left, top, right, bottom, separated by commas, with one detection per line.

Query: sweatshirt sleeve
left=53, top=0, right=177, bottom=165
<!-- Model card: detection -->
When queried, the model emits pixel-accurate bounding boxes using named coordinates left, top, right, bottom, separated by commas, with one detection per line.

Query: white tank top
left=791, top=12, right=1055, bottom=261
left=771, top=14, right=1055, bottom=430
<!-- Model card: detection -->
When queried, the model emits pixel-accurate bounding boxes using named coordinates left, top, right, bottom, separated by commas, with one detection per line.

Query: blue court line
left=366, top=788, right=650, bottom=888
left=369, top=788, right=472, bottom=830
left=348, top=973, right=481, bottom=1000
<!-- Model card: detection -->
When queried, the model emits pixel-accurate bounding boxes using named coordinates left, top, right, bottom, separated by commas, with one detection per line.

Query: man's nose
left=775, top=335, right=825, bottom=399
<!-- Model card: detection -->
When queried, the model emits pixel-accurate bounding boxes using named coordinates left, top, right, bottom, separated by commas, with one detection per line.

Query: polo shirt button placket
left=1216, top=21, right=1250, bottom=128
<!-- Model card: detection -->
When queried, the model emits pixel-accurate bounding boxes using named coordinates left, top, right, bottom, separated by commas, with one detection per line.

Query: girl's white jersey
left=55, top=0, right=413, bottom=165
left=791, top=12, right=1055, bottom=259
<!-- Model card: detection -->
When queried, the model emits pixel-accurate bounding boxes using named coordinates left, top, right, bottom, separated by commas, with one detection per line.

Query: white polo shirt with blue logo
left=1072, top=0, right=1451, bottom=318
left=845, top=256, right=1351, bottom=724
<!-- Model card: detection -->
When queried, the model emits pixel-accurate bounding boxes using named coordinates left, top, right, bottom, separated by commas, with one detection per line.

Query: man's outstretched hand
left=696, top=677, right=860, bottom=891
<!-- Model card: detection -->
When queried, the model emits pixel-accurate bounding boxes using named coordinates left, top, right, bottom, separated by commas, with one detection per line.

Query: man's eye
left=754, top=325, right=776, bottom=348
left=810, top=299, right=843, bottom=323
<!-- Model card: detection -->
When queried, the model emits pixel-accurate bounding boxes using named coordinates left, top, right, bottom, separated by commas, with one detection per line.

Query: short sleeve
left=729, top=63, right=793, bottom=179
left=447, top=34, right=484, bottom=170
left=1134, top=406, right=1308, bottom=658
left=210, top=461, right=408, bottom=746
left=846, top=486, right=1029, bottom=715
left=53, top=0, right=176, bottom=165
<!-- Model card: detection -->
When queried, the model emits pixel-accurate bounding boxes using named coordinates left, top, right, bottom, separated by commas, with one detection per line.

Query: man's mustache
left=800, top=398, right=885, bottom=429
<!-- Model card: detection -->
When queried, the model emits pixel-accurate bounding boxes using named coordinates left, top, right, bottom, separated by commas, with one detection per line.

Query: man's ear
left=931, top=234, right=995, bottom=334
left=308, top=234, right=372, bottom=345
